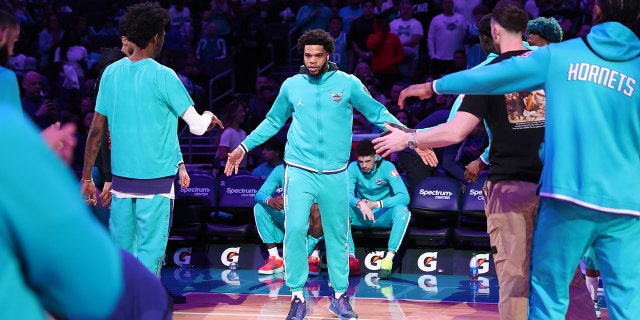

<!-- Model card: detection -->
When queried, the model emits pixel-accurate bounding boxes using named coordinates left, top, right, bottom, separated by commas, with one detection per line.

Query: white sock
left=334, top=291, right=345, bottom=299
left=585, top=276, right=599, bottom=301
left=292, top=291, right=304, bottom=302
left=349, top=252, right=356, bottom=258
left=311, top=250, right=320, bottom=259
left=385, top=251, right=395, bottom=260
left=268, top=247, right=280, bottom=258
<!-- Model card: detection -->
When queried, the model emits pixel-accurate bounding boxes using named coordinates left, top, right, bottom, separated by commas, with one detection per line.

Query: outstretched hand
left=205, top=111, right=224, bottom=131
left=397, top=82, right=434, bottom=109
left=373, top=123, right=411, bottom=158
left=416, top=146, right=438, bottom=167
left=41, top=122, right=77, bottom=164
left=224, top=147, right=246, bottom=176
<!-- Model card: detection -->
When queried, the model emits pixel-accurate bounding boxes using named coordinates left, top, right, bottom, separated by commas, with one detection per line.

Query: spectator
left=427, top=0, right=467, bottom=77
left=215, top=100, right=248, bottom=174
left=21, top=70, right=58, bottom=129
left=338, top=0, right=363, bottom=33
left=347, top=0, right=377, bottom=73
left=390, top=0, right=424, bottom=78
left=329, top=15, right=349, bottom=71
left=295, top=0, right=334, bottom=32
left=367, top=15, right=404, bottom=95
left=203, top=0, right=234, bottom=39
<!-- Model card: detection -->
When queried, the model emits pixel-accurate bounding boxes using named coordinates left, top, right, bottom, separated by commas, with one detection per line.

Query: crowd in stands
left=1, top=0, right=595, bottom=181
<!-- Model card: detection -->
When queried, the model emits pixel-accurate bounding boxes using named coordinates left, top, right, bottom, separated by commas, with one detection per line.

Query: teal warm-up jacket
left=434, top=22, right=640, bottom=216
left=241, top=62, right=402, bottom=173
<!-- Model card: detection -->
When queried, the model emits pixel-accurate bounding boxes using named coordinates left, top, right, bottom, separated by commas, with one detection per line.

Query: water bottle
left=469, top=253, right=479, bottom=281
left=229, top=261, right=238, bottom=270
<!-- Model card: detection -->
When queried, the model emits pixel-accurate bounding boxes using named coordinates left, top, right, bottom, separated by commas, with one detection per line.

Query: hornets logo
left=330, top=91, right=344, bottom=103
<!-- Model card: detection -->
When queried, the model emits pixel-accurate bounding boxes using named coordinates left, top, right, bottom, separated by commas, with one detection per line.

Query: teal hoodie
left=241, top=62, right=401, bottom=174
left=433, top=22, right=640, bottom=216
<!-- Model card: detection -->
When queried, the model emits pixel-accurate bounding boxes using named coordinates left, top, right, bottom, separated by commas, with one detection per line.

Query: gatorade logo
left=173, top=247, right=192, bottom=266
left=417, top=252, right=438, bottom=272
left=221, top=247, right=240, bottom=267
left=475, top=253, right=490, bottom=275
left=364, top=251, right=385, bottom=270
left=221, top=269, right=240, bottom=285
left=418, top=275, right=438, bottom=293
left=364, top=273, right=380, bottom=289
left=478, top=276, right=490, bottom=294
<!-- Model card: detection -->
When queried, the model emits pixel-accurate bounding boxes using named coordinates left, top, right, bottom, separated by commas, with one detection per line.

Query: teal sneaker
left=286, top=296, right=307, bottom=320
left=377, top=257, right=393, bottom=279
left=329, top=293, right=358, bottom=320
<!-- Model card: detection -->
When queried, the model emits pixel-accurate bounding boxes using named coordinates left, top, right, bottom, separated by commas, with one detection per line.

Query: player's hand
left=464, top=159, right=486, bottom=183
left=416, top=146, right=438, bottom=167
left=398, top=82, right=434, bottom=109
left=268, top=195, right=284, bottom=211
left=224, top=147, right=246, bottom=176
left=373, top=123, right=411, bottom=158
left=178, top=164, right=190, bottom=188
left=205, top=112, right=224, bottom=131
left=358, top=201, right=375, bottom=222
left=41, top=122, right=77, bottom=164
left=99, top=181, right=113, bottom=208
left=81, top=179, right=97, bottom=206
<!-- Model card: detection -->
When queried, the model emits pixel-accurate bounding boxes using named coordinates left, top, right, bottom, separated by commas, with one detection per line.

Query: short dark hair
left=355, top=139, right=376, bottom=157
left=526, top=17, right=563, bottom=43
left=297, top=29, right=335, bottom=54
left=596, top=0, right=640, bottom=28
left=120, top=2, right=170, bottom=49
left=491, top=0, right=529, bottom=34
left=262, top=137, right=285, bottom=158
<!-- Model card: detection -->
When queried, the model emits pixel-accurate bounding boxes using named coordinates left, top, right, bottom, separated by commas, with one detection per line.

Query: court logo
left=418, top=275, right=438, bottom=293
left=364, top=251, right=385, bottom=270
left=221, top=247, right=240, bottom=267
left=364, top=273, right=380, bottom=289
left=417, top=251, right=438, bottom=272
left=173, top=247, right=192, bottom=266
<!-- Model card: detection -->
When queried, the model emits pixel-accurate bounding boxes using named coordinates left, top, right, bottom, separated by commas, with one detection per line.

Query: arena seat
left=453, top=170, right=491, bottom=249
left=407, top=176, right=462, bottom=248
left=206, top=175, right=263, bottom=243
left=170, top=171, right=217, bottom=241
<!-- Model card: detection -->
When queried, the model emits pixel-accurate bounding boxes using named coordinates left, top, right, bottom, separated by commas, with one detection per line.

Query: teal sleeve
left=255, top=165, right=284, bottom=205
left=435, top=48, right=549, bottom=95
left=347, top=162, right=360, bottom=208
left=0, top=68, right=22, bottom=112
left=159, top=67, right=194, bottom=117
left=0, top=110, right=122, bottom=318
left=380, top=161, right=410, bottom=208
left=243, top=83, right=293, bottom=151
left=480, top=123, right=492, bottom=164
left=349, top=76, right=403, bottom=130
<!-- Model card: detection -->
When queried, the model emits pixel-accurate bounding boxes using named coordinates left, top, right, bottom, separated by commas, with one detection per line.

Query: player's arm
left=255, top=166, right=283, bottom=206
left=181, top=106, right=222, bottom=135
left=380, top=161, right=410, bottom=207
left=347, top=163, right=361, bottom=208
left=81, top=112, right=106, bottom=205
left=350, top=76, right=403, bottom=130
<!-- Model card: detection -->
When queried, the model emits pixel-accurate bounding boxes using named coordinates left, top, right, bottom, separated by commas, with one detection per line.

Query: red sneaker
left=349, top=256, right=362, bottom=276
left=258, top=256, right=284, bottom=275
left=308, top=256, right=321, bottom=276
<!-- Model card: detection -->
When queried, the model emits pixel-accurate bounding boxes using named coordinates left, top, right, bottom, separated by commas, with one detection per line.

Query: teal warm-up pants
left=283, top=166, right=350, bottom=293
left=347, top=205, right=411, bottom=254
left=110, top=194, right=171, bottom=276
left=254, top=203, right=322, bottom=256
left=529, top=198, right=640, bottom=320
